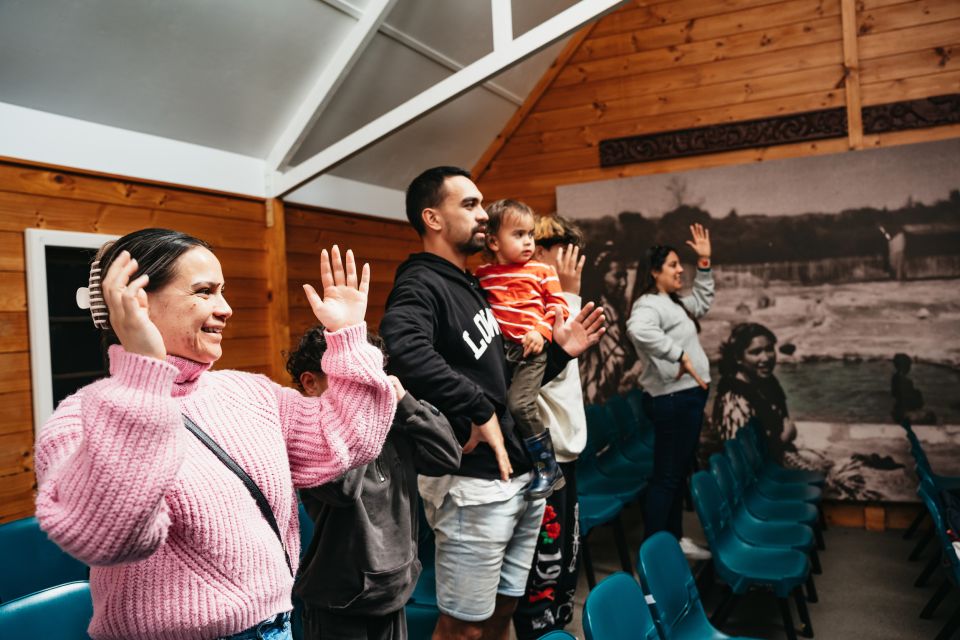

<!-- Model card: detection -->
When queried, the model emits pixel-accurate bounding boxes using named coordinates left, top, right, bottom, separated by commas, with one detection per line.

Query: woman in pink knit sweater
left=34, top=228, right=398, bottom=640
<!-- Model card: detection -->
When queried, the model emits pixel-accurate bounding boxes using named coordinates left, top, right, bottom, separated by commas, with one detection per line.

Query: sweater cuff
left=108, top=345, right=179, bottom=396
left=323, top=322, right=369, bottom=349
left=468, top=401, right=497, bottom=426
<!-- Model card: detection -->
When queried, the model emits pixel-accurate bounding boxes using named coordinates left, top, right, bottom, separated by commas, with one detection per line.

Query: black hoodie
left=381, top=252, right=571, bottom=480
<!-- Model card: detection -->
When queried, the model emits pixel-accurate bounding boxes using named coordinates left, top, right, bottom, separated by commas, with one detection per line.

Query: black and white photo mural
left=558, top=138, right=960, bottom=502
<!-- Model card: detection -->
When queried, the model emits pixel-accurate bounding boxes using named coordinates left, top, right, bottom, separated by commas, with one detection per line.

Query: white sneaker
left=679, top=536, right=712, bottom=560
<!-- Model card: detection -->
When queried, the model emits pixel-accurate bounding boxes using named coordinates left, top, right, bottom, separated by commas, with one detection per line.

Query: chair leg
left=914, top=551, right=941, bottom=588
left=581, top=537, right=597, bottom=591
left=920, top=578, right=952, bottom=619
left=818, top=504, right=828, bottom=532
left=805, top=575, right=819, bottom=604
left=711, top=587, right=739, bottom=627
left=793, top=588, right=814, bottom=638
left=814, top=525, right=825, bottom=551
left=909, top=526, right=934, bottom=561
left=903, top=508, right=927, bottom=540
left=777, top=597, right=799, bottom=640
left=934, top=601, right=960, bottom=640
left=612, top=514, right=633, bottom=575
left=810, top=548, right=822, bottom=575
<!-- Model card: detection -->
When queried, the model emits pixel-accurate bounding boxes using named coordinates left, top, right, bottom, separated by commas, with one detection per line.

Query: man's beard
left=457, top=228, right=486, bottom=255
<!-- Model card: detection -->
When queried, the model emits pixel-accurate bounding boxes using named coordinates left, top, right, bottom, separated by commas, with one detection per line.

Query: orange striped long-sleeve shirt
left=475, top=261, right=569, bottom=343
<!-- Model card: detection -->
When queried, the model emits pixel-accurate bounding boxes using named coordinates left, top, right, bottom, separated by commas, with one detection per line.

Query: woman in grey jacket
left=626, top=224, right=713, bottom=557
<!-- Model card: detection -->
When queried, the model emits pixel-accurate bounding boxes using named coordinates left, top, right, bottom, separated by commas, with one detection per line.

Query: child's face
left=488, top=213, right=536, bottom=264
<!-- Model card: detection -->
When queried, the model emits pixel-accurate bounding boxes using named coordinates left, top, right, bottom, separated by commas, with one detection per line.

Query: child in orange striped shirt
left=476, top=200, right=569, bottom=500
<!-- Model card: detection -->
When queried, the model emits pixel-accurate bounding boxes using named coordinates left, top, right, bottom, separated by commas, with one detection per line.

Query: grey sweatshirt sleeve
left=626, top=298, right=684, bottom=363
left=680, top=268, right=715, bottom=319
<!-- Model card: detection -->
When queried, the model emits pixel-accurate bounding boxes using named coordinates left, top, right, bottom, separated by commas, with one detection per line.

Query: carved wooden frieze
left=599, top=93, right=960, bottom=167
left=863, top=94, right=960, bottom=134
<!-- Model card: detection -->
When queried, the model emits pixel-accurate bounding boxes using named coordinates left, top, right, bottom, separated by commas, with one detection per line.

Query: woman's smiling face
left=147, top=247, right=232, bottom=363
left=739, top=335, right=777, bottom=379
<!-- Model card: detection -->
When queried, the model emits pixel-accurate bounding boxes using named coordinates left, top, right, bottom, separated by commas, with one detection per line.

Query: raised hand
left=522, top=330, right=544, bottom=357
left=552, top=302, right=605, bottom=358
left=676, top=352, right=708, bottom=390
left=303, top=245, right=370, bottom=333
left=463, top=414, right=513, bottom=481
left=101, top=250, right=166, bottom=360
left=556, top=244, right=585, bottom=295
left=685, top=223, right=711, bottom=260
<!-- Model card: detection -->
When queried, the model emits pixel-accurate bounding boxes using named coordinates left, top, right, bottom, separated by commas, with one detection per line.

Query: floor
left=552, top=504, right=960, bottom=640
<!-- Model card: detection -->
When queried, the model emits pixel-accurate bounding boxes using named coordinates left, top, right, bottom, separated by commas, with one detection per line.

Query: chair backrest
left=0, top=516, right=88, bottom=603
left=917, top=481, right=960, bottom=576
left=0, top=581, right=92, bottom=639
left=406, top=602, right=440, bottom=640
left=584, top=404, right=619, bottom=456
left=690, top=471, right=729, bottom=548
left=606, top=395, right=638, bottom=436
left=709, top=454, right=743, bottom=508
left=906, top=430, right=935, bottom=479
left=537, top=631, right=579, bottom=640
left=638, top=532, right=712, bottom=640
left=724, top=440, right=756, bottom=487
left=583, top=572, right=660, bottom=640
left=736, top=429, right=763, bottom=472
left=742, top=418, right=767, bottom=457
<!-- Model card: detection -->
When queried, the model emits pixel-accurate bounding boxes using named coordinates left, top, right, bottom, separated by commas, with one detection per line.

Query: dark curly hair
left=718, top=322, right=777, bottom=379
left=286, top=324, right=387, bottom=390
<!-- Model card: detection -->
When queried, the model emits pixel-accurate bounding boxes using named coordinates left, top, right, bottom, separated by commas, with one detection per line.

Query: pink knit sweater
left=34, top=323, right=397, bottom=640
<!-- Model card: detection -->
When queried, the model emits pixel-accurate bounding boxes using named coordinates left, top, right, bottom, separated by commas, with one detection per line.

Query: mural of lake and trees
left=557, top=138, right=960, bottom=502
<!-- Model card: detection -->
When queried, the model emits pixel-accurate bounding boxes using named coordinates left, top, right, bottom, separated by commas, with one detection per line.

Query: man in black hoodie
left=380, top=167, right=604, bottom=640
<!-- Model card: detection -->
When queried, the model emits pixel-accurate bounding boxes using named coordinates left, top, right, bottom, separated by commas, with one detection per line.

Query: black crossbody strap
left=181, top=414, right=293, bottom=576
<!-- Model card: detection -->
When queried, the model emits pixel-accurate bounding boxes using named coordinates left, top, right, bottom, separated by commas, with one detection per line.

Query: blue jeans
left=642, top=386, right=709, bottom=540
left=220, top=612, right=292, bottom=640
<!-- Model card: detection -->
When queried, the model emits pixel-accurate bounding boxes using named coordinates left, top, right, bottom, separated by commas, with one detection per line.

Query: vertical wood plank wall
left=0, top=162, right=275, bottom=523
left=284, top=205, right=421, bottom=365
left=474, top=0, right=960, bottom=212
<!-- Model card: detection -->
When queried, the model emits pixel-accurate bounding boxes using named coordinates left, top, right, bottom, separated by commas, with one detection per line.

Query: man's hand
left=556, top=244, right=585, bottom=295
left=553, top=302, right=605, bottom=358
left=463, top=414, right=513, bottom=481
left=522, top=331, right=544, bottom=357
left=676, top=352, right=708, bottom=390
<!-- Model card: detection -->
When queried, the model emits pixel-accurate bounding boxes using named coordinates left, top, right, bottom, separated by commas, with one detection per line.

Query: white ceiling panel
left=0, top=0, right=356, bottom=157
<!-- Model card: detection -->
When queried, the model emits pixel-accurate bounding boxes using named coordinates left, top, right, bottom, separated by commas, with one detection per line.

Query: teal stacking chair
left=579, top=492, right=631, bottom=589
left=739, top=422, right=824, bottom=486
left=710, top=454, right=821, bottom=578
left=583, top=572, right=659, bottom=640
left=723, top=441, right=824, bottom=550
left=0, top=516, right=88, bottom=603
left=638, top=532, right=762, bottom=640
left=578, top=406, right=647, bottom=503
left=405, top=601, right=440, bottom=640
left=915, top=480, right=960, bottom=640
left=538, top=632, right=578, bottom=640
left=905, top=428, right=960, bottom=493
left=0, top=581, right=92, bottom=639
left=690, top=472, right=813, bottom=640
left=585, top=405, right=652, bottom=484
left=606, top=394, right=655, bottom=462
left=726, top=440, right=821, bottom=504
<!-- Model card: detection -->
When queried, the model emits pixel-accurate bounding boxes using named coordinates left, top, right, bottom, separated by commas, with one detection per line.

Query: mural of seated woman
left=712, top=322, right=798, bottom=464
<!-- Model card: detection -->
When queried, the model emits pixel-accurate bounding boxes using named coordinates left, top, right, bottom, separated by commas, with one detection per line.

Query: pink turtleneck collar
left=165, top=353, right=213, bottom=397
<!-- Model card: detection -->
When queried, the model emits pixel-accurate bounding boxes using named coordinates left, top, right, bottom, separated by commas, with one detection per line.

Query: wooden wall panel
left=284, top=205, right=420, bottom=360
left=0, top=160, right=275, bottom=524
left=475, top=0, right=960, bottom=214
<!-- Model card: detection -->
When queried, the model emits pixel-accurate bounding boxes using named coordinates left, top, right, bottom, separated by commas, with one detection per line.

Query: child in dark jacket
left=289, top=325, right=462, bottom=640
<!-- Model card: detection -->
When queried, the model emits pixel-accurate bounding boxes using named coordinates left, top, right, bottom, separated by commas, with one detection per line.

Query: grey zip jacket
left=294, top=393, right=461, bottom=615
left=626, top=268, right=715, bottom=397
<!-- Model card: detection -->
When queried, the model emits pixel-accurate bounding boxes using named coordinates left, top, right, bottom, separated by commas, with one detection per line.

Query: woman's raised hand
left=303, top=245, right=370, bottom=333
left=101, top=250, right=167, bottom=360
left=556, top=244, right=585, bottom=295
left=685, top=223, right=711, bottom=260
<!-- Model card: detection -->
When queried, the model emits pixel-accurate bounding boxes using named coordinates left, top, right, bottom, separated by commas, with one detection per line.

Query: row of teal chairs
left=577, top=390, right=656, bottom=588
left=0, top=516, right=88, bottom=604
left=690, top=421, right=828, bottom=640
left=583, top=532, right=761, bottom=640
left=902, top=424, right=960, bottom=640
